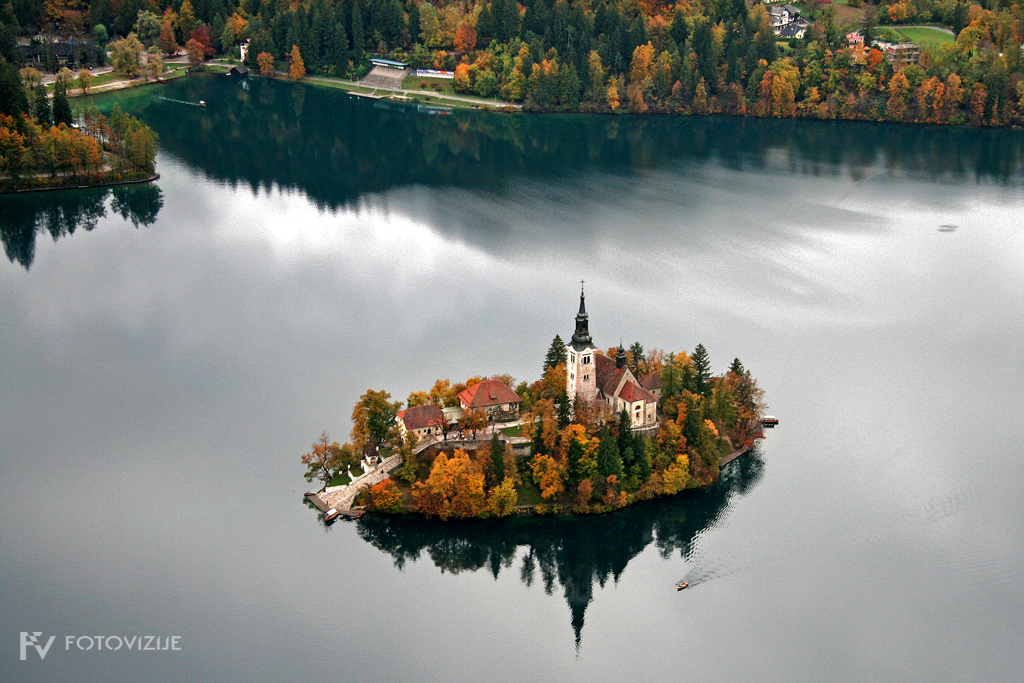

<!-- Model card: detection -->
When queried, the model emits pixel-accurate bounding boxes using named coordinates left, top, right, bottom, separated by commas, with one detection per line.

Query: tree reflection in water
left=0, top=183, right=163, bottom=269
left=355, top=451, right=765, bottom=647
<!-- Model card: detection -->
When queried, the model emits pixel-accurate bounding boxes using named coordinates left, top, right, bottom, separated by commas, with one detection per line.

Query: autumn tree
left=110, top=33, right=145, bottom=77
left=300, top=432, right=344, bottom=491
left=394, top=430, right=420, bottom=483
left=412, top=449, right=487, bottom=519
left=158, top=20, right=178, bottom=55
left=367, top=479, right=405, bottom=513
left=407, top=391, right=429, bottom=408
left=185, top=38, right=205, bottom=67
left=289, top=45, right=305, bottom=80
left=454, top=23, right=477, bottom=53
left=351, top=389, right=402, bottom=451
left=887, top=70, right=911, bottom=121
left=459, top=407, right=488, bottom=439
left=531, top=453, right=566, bottom=500
left=487, top=478, right=518, bottom=516
left=257, top=51, right=275, bottom=78
left=77, top=69, right=93, bottom=94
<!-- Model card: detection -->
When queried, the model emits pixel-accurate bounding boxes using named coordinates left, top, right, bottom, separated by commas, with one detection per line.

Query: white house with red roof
left=457, top=378, right=522, bottom=421
left=565, top=287, right=658, bottom=430
left=397, top=403, right=447, bottom=440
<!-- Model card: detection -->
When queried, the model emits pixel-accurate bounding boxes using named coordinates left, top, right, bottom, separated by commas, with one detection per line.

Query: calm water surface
left=2, top=75, right=1024, bottom=682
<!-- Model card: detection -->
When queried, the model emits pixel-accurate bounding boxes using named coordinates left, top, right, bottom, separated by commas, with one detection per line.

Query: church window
left=583, top=374, right=588, bottom=380
left=582, top=355, right=591, bottom=365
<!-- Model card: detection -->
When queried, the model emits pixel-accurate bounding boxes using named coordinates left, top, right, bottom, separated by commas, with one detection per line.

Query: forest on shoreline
left=4, top=0, right=1024, bottom=126
left=301, top=341, right=766, bottom=520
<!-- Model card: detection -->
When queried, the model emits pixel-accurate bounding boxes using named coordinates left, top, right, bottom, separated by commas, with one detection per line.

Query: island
left=302, top=286, right=768, bottom=520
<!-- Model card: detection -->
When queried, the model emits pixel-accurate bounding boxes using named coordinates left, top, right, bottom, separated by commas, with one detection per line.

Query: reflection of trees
left=0, top=183, right=163, bottom=269
left=132, top=75, right=1024, bottom=216
left=356, top=451, right=765, bottom=647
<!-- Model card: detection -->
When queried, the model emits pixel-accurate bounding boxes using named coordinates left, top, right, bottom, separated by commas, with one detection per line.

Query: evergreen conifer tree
left=52, top=84, right=73, bottom=126
left=729, top=358, right=745, bottom=375
left=489, top=432, right=504, bottom=486
left=692, top=343, right=711, bottom=396
left=544, top=334, right=567, bottom=372
left=557, top=389, right=572, bottom=428
left=33, top=86, right=51, bottom=126
left=596, top=424, right=622, bottom=477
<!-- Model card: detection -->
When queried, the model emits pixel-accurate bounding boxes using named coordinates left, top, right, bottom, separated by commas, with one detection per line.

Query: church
left=565, top=287, right=658, bottom=430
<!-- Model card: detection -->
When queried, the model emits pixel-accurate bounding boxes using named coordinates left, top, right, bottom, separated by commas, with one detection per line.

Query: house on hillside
left=397, top=404, right=447, bottom=440
left=876, top=41, right=921, bottom=66
left=565, top=287, right=658, bottom=430
left=769, top=4, right=801, bottom=31
left=457, top=379, right=522, bottom=422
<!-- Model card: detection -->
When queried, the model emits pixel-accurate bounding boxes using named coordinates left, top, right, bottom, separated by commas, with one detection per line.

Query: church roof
left=619, top=380, right=656, bottom=404
left=594, top=353, right=626, bottom=397
left=458, top=379, right=521, bottom=409
left=398, top=404, right=446, bottom=430
left=639, top=370, right=664, bottom=391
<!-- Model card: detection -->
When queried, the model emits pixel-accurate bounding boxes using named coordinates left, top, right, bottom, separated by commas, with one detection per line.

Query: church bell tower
left=566, top=283, right=598, bottom=402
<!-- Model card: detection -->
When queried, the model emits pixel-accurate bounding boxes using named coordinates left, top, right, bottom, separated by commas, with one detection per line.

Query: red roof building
left=457, top=379, right=522, bottom=419
left=397, top=404, right=447, bottom=439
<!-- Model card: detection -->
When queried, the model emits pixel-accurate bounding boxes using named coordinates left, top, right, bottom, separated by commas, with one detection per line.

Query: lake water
left=2, top=74, right=1024, bottom=682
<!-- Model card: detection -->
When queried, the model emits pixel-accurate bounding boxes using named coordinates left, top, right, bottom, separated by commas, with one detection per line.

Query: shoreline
left=0, top=172, right=160, bottom=196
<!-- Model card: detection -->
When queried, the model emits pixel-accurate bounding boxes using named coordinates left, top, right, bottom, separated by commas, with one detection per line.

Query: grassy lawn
left=327, top=473, right=351, bottom=487
left=501, top=424, right=524, bottom=437
left=515, top=484, right=545, bottom=507
left=402, top=74, right=456, bottom=97
left=895, top=26, right=955, bottom=49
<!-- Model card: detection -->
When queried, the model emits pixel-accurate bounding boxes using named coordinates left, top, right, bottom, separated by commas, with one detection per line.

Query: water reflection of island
left=0, top=183, right=163, bottom=269
left=356, top=450, right=764, bottom=646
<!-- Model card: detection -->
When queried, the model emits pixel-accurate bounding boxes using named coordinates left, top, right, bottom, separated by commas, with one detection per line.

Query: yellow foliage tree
left=531, top=454, right=566, bottom=500
left=487, top=478, right=518, bottom=516
left=412, top=449, right=487, bottom=519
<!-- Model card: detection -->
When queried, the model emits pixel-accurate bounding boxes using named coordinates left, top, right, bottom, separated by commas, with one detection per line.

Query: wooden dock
left=349, top=91, right=383, bottom=99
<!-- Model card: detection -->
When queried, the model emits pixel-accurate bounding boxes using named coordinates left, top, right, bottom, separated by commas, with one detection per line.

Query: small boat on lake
left=761, top=415, right=779, bottom=426
left=324, top=509, right=339, bottom=521
left=676, top=582, right=688, bottom=591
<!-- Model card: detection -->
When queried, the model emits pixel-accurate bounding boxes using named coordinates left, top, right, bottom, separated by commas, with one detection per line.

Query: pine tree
left=729, top=358, right=745, bottom=375
left=544, top=334, right=567, bottom=372
left=692, top=343, right=711, bottom=396
left=52, top=84, right=73, bottom=126
left=596, top=424, right=622, bottom=477
left=33, top=87, right=51, bottom=127
left=557, top=389, right=572, bottom=428
left=350, top=0, right=364, bottom=57
left=489, top=432, right=504, bottom=486
left=628, top=341, right=645, bottom=375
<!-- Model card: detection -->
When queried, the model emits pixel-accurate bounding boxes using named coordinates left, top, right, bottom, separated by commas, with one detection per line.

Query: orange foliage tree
left=289, top=44, right=305, bottom=80
left=411, top=449, right=487, bottom=519
left=454, top=23, right=477, bottom=53
left=257, top=51, right=275, bottom=77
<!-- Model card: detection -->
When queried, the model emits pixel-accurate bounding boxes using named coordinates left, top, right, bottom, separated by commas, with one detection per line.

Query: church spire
left=616, top=341, right=626, bottom=369
left=571, top=282, right=593, bottom=349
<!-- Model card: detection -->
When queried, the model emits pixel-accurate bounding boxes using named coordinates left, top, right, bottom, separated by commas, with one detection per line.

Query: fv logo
left=19, top=632, right=55, bottom=661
